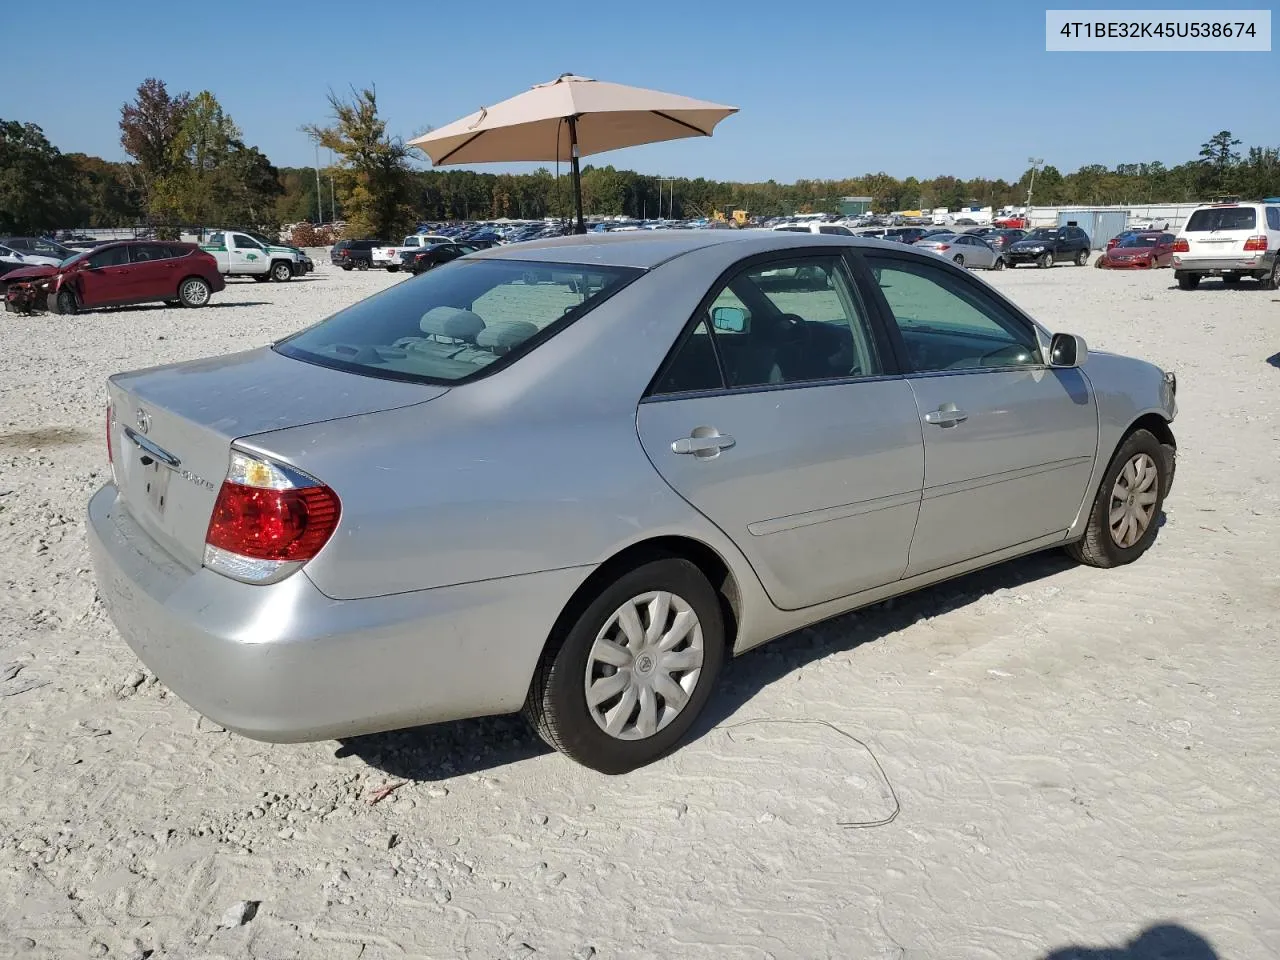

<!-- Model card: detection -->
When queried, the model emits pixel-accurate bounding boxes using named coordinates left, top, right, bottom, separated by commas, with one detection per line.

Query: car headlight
left=1163, top=370, right=1177, bottom=396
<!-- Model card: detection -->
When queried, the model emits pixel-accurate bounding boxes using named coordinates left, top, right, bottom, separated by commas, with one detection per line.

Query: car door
left=127, top=243, right=177, bottom=300
left=75, top=244, right=133, bottom=306
left=961, top=235, right=992, bottom=268
left=860, top=252, right=1098, bottom=576
left=636, top=252, right=924, bottom=611
left=230, top=233, right=266, bottom=272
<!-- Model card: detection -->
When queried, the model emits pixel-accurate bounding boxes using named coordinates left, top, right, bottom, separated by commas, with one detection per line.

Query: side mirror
left=1049, top=332, right=1088, bottom=368
left=711, top=305, right=749, bottom=334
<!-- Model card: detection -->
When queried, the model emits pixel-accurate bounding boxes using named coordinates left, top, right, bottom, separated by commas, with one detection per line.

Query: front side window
left=277, top=259, right=639, bottom=384
left=233, top=235, right=263, bottom=250
left=865, top=256, right=1041, bottom=373
left=87, top=246, right=130, bottom=269
left=654, top=256, right=882, bottom=394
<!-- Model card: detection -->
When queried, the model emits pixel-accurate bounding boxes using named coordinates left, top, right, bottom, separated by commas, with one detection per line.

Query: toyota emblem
left=135, top=407, right=151, bottom=434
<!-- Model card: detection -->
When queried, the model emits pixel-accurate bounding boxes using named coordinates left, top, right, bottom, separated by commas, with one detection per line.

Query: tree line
left=2, top=77, right=1278, bottom=239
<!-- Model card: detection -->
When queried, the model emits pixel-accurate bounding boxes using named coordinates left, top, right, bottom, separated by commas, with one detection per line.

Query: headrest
left=476, top=320, right=539, bottom=354
left=420, top=306, right=485, bottom=342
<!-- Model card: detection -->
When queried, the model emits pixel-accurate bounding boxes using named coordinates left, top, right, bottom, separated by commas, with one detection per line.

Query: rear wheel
left=1074, top=248, right=1089, bottom=266
left=386, top=265, right=400, bottom=273
left=1262, top=258, right=1280, bottom=290
left=341, top=265, right=354, bottom=271
left=952, top=254, right=965, bottom=267
left=524, top=557, right=725, bottom=773
left=1038, top=251, right=1053, bottom=269
left=1177, top=273, right=1201, bottom=290
left=1067, top=429, right=1168, bottom=568
left=270, top=261, right=293, bottom=282
left=178, top=277, right=211, bottom=308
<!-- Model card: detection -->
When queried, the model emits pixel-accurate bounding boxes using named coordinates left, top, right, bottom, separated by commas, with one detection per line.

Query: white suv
left=1172, top=201, right=1280, bottom=290
left=772, top=222, right=856, bottom=236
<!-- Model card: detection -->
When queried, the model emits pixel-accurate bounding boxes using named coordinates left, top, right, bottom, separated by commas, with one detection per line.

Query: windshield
left=1118, top=236, right=1158, bottom=248
left=922, top=234, right=956, bottom=243
left=1023, top=229, right=1059, bottom=241
left=60, top=250, right=92, bottom=267
left=276, top=258, right=641, bottom=385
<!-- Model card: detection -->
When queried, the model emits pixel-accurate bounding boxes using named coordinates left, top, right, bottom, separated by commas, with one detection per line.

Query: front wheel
left=1067, top=429, right=1169, bottom=568
left=56, top=288, right=77, bottom=314
left=1177, top=273, right=1201, bottom=290
left=1038, top=252, right=1053, bottom=269
left=991, top=257, right=1004, bottom=271
left=385, top=265, right=400, bottom=273
left=270, top=261, right=293, bottom=282
left=524, top=557, right=725, bottom=773
left=178, top=276, right=212, bottom=308
left=1074, top=248, right=1090, bottom=266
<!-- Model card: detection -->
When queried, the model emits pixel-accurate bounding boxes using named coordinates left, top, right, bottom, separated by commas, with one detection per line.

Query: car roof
left=469, top=229, right=905, bottom=269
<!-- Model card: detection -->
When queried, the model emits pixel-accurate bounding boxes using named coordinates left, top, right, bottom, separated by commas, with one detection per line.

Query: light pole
left=658, top=177, right=677, bottom=220
left=314, top=144, right=324, bottom=225
left=1025, top=156, right=1044, bottom=224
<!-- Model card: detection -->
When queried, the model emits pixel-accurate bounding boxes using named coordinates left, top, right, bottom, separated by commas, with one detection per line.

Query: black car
left=965, top=227, right=1027, bottom=256
left=330, top=239, right=382, bottom=270
left=404, top=242, right=491, bottom=275
left=883, top=227, right=932, bottom=244
left=1005, top=225, right=1092, bottom=268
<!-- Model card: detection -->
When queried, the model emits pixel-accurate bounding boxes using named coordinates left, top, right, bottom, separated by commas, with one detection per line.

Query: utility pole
left=658, top=177, right=677, bottom=220
left=314, top=144, right=324, bottom=224
left=1025, top=156, right=1044, bottom=224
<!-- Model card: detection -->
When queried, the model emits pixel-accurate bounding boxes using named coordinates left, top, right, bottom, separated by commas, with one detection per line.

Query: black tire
left=1177, top=273, right=1200, bottom=290
left=164, top=299, right=180, bottom=306
left=991, top=257, right=1004, bottom=271
left=253, top=273, right=271, bottom=283
left=523, top=557, right=725, bottom=774
left=356, top=261, right=369, bottom=271
left=1066, top=428, right=1169, bottom=568
left=270, top=261, right=293, bottom=282
left=178, top=276, right=212, bottom=308
left=1222, top=273, right=1241, bottom=286
left=1074, top=248, right=1090, bottom=266
left=56, top=288, right=77, bottom=315
left=386, top=265, right=400, bottom=273
left=952, top=254, right=965, bottom=267
left=341, top=265, right=354, bottom=272
left=1262, top=258, right=1280, bottom=291
left=1038, top=251, right=1053, bottom=269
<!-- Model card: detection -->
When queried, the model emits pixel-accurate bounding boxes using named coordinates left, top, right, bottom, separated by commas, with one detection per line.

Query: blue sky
left=3, top=0, right=1275, bottom=183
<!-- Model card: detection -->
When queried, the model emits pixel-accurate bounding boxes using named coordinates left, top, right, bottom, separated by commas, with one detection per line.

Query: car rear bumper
left=87, top=484, right=588, bottom=742
left=1172, top=254, right=1273, bottom=273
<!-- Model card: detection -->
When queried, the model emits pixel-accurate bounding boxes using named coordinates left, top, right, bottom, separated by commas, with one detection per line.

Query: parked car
left=1096, top=232, right=1176, bottom=269
left=330, top=239, right=382, bottom=270
left=372, top=235, right=454, bottom=271
left=2, top=240, right=223, bottom=312
left=882, top=227, right=931, bottom=244
left=0, top=243, right=63, bottom=283
left=1, top=236, right=75, bottom=261
left=1105, top=231, right=1139, bottom=252
left=993, top=216, right=1029, bottom=229
left=201, top=230, right=308, bottom=282
left=1005, top=226, right=1092, bottom=268
left=772, top=223, right=856, bottom=236
left=1171, top=201, right=1280, bottom=289
left=914, top=233, right=1004, bottom=270
left=88, top=231, right=1178, bottom=772
left=401, top=242, right=486, bottom=275
left=970, top=228, right=1026, bottom=257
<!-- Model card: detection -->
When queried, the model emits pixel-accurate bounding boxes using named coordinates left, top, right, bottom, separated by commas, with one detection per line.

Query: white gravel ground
left=1, top=251, right=1277, bottom=959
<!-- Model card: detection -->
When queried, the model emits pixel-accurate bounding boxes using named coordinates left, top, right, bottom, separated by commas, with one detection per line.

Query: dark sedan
left=402, top=241, right=491, bottom=275
left=882, top=227, right=932, bottom=244
left=1006, top=226, right=1092, bottom=268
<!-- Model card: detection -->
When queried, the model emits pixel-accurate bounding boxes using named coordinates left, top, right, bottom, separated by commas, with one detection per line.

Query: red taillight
left=936, top=244, right=950, bottom=251
left=1243, top=235, right=1268, bottom=252
left=207, top=482, right=340, bottom=562
left=106, top=402, right=113, bottom=464
left=1173, top=238, right=1189, bottom=253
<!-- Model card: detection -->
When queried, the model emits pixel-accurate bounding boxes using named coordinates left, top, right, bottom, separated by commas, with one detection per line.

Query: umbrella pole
left=568, top=115, right=586, bottom=234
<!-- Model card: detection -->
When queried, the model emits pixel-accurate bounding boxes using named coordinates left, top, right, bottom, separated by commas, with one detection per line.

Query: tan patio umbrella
left=407, top=74, right=738, bottom=233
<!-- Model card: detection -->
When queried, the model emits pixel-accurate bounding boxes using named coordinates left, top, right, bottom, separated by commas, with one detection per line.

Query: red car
left=1097, top=232, right=1177, bottom=269
left=993, top=216, right=1029, bottom=229
left=1, top=240, right=225, bottom=313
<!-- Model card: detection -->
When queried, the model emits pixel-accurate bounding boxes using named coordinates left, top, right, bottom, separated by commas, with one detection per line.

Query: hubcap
left=584, top=590, right=704, bottom=741
left=1109, top=452, right=1159, bottom=548
left=183, top=280, right=208, bottom=304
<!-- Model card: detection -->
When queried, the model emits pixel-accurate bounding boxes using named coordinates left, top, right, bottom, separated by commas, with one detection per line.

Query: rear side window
left=167, top=245, right=191, bottom=259
left=276, top=259, right=640, bottom=385
left=1186, top=207, right=1256, bottom=231
left=1267, top=207, right=1280, bottom=231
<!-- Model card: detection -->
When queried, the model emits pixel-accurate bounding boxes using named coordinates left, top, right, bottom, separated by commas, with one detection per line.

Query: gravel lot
left=1, top=250, right=1277, bottom=959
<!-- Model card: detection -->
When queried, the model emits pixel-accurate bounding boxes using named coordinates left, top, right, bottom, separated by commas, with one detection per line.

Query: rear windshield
left=1186, top=207, right=1256, bottom=231
left=1118, top=236, right=1158, bottom=247
left=275, top=258, right=640, bottom=384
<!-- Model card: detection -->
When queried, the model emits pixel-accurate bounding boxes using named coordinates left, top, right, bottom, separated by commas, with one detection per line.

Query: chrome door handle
left=924, top=405, right=968, bottom=427
left=672, top=430, right=735, bottom=457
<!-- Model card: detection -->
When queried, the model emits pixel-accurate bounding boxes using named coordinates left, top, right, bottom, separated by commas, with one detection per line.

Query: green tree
left=0, top=120, right=83, bottom=233
left=119, top=78, right=190, bottom=188
left=305, top=87, right=415, bottom=239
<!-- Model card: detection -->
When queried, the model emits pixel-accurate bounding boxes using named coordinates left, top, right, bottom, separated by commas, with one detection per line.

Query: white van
left=1172, top=201, right=1280, bottom=290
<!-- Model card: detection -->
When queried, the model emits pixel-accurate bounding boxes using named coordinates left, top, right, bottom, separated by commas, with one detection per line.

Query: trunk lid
left=107, top=346, right=447, bottom=570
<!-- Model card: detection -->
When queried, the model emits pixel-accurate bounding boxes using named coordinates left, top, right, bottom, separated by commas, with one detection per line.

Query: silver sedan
left=88, top=232, right=1178, bottom=772
left=914, top=232, right=1005, bottom=269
